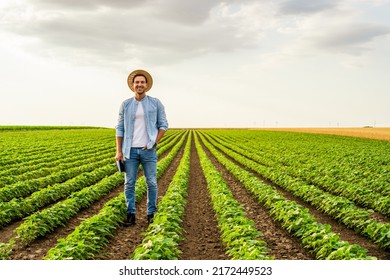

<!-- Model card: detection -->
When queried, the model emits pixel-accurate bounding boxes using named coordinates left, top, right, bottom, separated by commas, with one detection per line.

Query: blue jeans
left=124, top=148, right=158, bottom=215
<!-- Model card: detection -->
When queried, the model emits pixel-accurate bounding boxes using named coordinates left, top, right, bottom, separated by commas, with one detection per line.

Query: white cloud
left=262, top=1, right=390, bottom=63
left=1, top=1, right=267, bottom=66
left=2, top=0, right=389, bottom=67
left=1, top=0, right=389, bottom=127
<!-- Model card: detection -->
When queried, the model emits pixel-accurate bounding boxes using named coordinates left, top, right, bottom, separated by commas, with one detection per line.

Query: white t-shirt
left=132, top=101, right=149, bottom=147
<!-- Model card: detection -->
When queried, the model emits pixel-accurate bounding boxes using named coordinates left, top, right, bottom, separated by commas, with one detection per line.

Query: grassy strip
left=199, top=132, right=376, bottom=260
left=44, top=132, right=188, bottom=259
left=131, top=133, right=192, bottom=259
left=203, top=132, right=390, bottom=250
left=195, top=133, right=272, bottom=260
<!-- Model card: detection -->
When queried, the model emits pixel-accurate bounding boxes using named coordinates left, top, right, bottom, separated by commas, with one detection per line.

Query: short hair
left=133, top=74, right=148, bottom=83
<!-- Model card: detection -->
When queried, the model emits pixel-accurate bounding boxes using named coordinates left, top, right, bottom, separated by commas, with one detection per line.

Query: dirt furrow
left=200, top=140, right=314, bottom=260
left=9, top=184, right=124, bottom=260
left=178, top=139, right=227, bottom=260
left=7, top=147, right=178, bottom=260
left=95, top=145, right=185, bottom=259
left=205, top=140, right=390, bottom=260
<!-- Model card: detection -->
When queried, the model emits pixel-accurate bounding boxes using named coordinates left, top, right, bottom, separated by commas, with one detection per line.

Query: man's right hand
left=115, top=152, right=124, bottom=162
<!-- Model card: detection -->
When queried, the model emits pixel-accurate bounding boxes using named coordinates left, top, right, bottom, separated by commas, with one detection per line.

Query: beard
left=135, top=87, right=146, bottom=94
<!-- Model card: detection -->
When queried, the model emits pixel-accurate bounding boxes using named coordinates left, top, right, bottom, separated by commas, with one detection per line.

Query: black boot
left=124, top=213, right=136, bottom=226
left=147, top=213, right=154, bottom=225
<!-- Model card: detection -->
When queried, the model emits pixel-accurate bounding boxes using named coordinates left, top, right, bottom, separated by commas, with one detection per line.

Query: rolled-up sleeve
left=115, top=102, right=125, bottom=137
left=157, top=99, right=168, bottom=131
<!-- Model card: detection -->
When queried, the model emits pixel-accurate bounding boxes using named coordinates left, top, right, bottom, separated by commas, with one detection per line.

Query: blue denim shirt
left=116, top=95, right=168, bottom=159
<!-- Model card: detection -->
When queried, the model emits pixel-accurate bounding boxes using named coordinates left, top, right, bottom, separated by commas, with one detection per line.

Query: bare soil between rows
left=203, top=140, right=390, bottom=260
left=2, top=133, right=389, bottom=260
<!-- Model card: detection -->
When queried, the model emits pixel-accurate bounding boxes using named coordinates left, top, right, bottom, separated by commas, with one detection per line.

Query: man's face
left=133, top=76, right=148, bottom=94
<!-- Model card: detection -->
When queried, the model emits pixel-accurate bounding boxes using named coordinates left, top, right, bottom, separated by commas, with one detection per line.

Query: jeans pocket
left=142, top=148, right=157, bottom=161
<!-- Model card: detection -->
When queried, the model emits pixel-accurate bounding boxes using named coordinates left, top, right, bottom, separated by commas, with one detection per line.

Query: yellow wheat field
left=255, top=127, right=390, bottom=141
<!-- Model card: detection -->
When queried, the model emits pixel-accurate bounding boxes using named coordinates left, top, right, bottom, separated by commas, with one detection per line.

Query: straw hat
left=127, top=69, right=153, bottom=92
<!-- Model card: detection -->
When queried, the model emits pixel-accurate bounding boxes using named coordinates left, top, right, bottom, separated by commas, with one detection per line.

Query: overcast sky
left=1, top=0, right=389, bottom=128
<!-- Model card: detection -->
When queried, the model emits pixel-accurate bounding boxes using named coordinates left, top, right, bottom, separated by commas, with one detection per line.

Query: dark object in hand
left=116, top=160, right=125, bottom=172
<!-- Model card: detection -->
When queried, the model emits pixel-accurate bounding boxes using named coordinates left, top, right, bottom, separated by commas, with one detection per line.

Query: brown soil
left=93, top=145, right=185, bottom=260
left=2, top=133, right=389, bottom=260
left=9, top=184, right=124, bottom=260
left=178, top=140, right=227, bottom=259
left=202, top=144, right=314, bottom=260
left=204, top=143, right=390, bottom=260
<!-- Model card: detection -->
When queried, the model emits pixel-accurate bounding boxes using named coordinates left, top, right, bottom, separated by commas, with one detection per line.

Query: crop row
left=0, top=161, right=117, bottom=228
left=195, top=133, right=272, bottom=259
left=44, top=132, right=188, bottom=259
left=215, top=131, right=390, bottom=197
left=0, top=129, right=183, bottom=204
left=0, top=128, right=386, bottom=260
left=12, top=172, right=124, bottom=247
left=210, top=132, right=390, bottom=215
left=0, top=153, right=114, bottom=202
left=133, top=131, right=273, bottom=260
left=0, top=129, right=182, bottom=259
left=131, top=133, right=192, bottom=259
left=201, top=132, right=390, bottom=249
left=198, top=132, right=376, bottom=259
left=0, top=129, right=114, bottom=167
left=0, top=144, right=113, bottom=185
left=9, top=132, right=185, bottom=249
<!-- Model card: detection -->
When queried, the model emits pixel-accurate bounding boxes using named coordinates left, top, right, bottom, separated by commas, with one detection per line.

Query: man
left=115, top=69, right=168, bottom=226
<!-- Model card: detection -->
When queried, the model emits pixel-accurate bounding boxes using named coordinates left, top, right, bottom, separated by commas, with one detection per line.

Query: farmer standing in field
left=115, top=69, right=168, bottom=226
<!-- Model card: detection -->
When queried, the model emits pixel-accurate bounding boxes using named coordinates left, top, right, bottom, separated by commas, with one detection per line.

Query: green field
left=0, top=127, right=389, bottom=260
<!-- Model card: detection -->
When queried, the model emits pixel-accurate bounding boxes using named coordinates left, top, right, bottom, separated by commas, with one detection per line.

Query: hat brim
left=127, top=69, right=153, bottom=92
